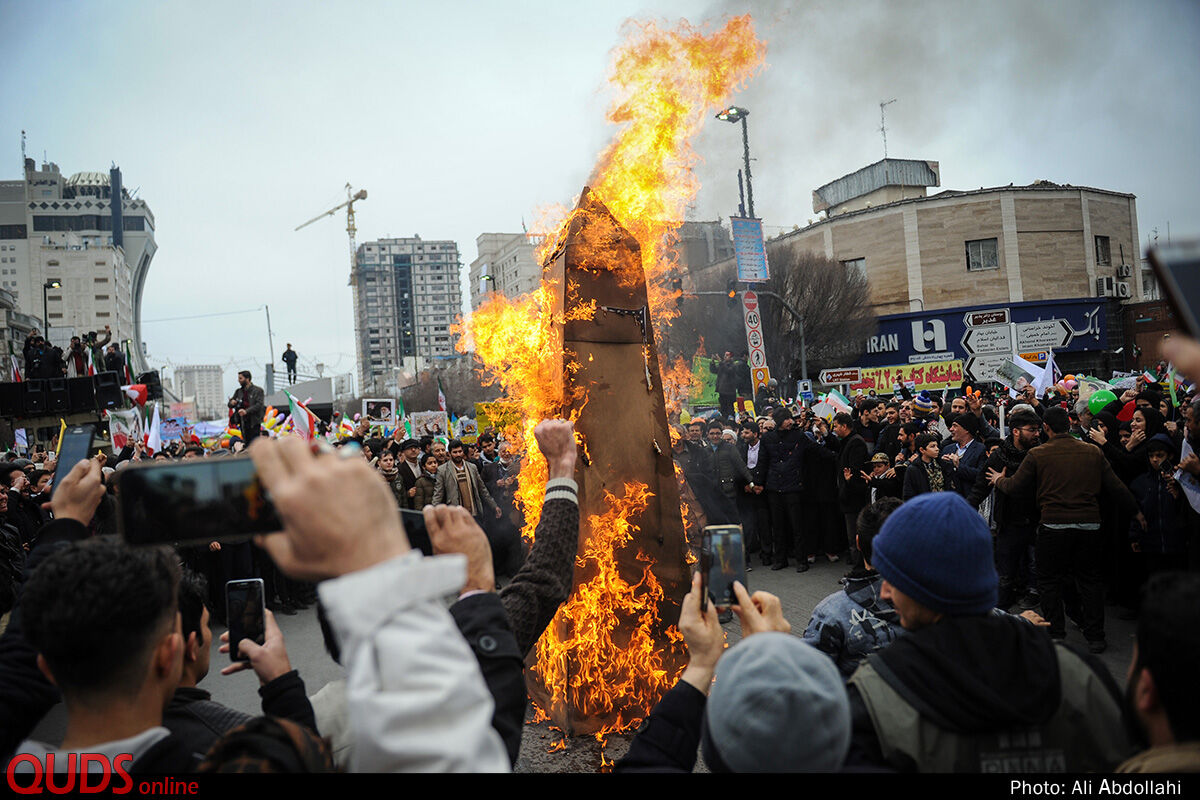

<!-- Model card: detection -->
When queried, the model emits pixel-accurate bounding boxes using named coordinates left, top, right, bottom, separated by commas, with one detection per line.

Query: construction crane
left=295, top=183, right=368, bottom=391
left=295, top=183, right=368, bottom=285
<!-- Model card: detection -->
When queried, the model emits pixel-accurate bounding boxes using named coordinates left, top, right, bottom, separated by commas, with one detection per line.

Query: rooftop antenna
left=879, top=98, right=897, bottom=159
left=20, top=130, right=26, bottom=172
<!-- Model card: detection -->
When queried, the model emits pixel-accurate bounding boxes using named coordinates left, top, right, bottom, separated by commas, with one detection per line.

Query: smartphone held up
left=700, top=524, right=746, bottom=612
left=117, top=457, right=282, bottom=547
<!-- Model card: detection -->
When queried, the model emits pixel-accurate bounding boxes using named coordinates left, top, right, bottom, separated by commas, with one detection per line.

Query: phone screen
left=398, top=508, right=433, bottom=557
left=701, top=525, right=745, bottom=611
left=117, top=457, right=282, bottom=546
left=52, top=425, right=96, bottom=496
left=226, top=578, right=266, bottom=662
left=1149, top=242, right=1200, bottom=339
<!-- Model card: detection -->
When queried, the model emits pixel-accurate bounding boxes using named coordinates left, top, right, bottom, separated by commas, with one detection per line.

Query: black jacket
left=837, top=433, right=870, bottom=511
left=738, top=439, right=769, bottom=487
left=615, top=681, right=706, bottom=772
left=449, top=593, right=525, bottom=767
left=802, top=433, right=841, bottom=502
left=164, top=670, right=316, bottom=759
left=762, top=426, right=818, bottom=494
left=902, top=458, right=952, bottom=500
left=967, top=438, right=1039, bottom=528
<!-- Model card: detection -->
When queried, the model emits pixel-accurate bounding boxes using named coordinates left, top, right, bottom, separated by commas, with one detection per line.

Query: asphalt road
left=26, top=554, right=1136, bottom=774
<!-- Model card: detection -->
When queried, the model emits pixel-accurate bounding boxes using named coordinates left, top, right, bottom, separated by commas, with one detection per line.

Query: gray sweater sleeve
left=499, top=478, right=580, bottom=657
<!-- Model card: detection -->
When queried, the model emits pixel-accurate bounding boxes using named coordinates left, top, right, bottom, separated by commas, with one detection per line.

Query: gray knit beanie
left=703, top=633, right=850, bottom=772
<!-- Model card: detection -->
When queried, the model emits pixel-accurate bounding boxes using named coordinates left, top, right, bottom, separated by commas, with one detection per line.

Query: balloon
left=1088, top=389, right=1118, bottom=415
left=1064, top=379, right=1077, bottom=389
left=1063, top=374, right=1075, bottom=382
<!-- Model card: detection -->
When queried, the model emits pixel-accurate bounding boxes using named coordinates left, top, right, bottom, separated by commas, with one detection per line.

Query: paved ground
left=27, top=556, right=1136, bottom=773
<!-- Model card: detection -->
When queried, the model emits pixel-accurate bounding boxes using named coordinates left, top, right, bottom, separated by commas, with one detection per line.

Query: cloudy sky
left=2, top=0, right=1197, bottom=397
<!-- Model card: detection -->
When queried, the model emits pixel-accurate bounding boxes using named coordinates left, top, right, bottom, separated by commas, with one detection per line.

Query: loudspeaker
left=138, top=370, right=163, bottom=401
left=68, top=376, right=97, bottom=414
left=47, top=378, right=68, bottom=413
left=94, top=371, right=122, bottom=411
left=22, top=379, right=46, bottom=415
left=0, top=382, right=22, bottom=417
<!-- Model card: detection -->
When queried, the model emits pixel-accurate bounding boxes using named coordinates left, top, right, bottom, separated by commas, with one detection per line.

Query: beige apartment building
left=778, top=158, right=1143, bottom=314
left=468, top=232, right=540, bottom=310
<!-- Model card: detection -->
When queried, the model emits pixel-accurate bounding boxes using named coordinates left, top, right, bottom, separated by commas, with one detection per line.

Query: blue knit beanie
left=871, top=492, right=998, bottom=616
left=912, top=391, right=936, bottom=416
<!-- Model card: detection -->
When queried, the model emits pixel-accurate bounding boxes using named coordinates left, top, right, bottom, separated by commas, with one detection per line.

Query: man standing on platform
left=281, top=343, right=299, bottom=386
left=228, top=370, right=266, bottom=443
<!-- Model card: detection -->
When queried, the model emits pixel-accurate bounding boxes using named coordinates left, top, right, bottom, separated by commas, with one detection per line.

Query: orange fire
left=531, top=482, right=686, bottom=741
left=456, top=15, right=766, bottom=756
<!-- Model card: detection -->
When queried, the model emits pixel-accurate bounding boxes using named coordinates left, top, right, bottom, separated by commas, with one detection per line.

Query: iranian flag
left=437, top=378, right=446, bottom=412
left=824, top=389, right=852, bottom=415
left=285, top=390, right=318, bottom=441
left=7, top=342, right=20, bottom=382
left=121, top=384, right=148, bottom=407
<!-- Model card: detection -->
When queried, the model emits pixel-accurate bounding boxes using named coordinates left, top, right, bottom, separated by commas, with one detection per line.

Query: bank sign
left=856, top=298, right=1107, bottom=372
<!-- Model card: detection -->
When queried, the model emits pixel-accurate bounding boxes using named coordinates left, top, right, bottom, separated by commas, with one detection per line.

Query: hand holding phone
left=225, top=578, right=266, bottom=663
left=701, top=525, right=746, bottom=612
left=220, top=607, right=292, bottom=685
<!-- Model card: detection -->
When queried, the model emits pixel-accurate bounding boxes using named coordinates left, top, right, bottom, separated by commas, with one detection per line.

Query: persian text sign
left=730, top=217, right=769, bottom=282
left=851, top=360, right=965, bottom=393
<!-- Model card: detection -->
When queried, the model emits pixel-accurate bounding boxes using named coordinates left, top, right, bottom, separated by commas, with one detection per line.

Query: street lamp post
left=42, top=280, right=61, bottom=337
left=716, top=106, right=754, bottom=219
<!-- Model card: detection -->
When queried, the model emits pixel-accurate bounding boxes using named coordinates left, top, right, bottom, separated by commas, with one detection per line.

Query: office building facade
left=468, top=232, right=540, bottom=311
left=353, top=235, right=462, bottom=393
left=173, top=364, right=226, bottom=420
left=0, top=159, right=156, bottom=372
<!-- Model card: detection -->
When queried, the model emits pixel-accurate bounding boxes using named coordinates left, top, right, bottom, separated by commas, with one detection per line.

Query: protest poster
left=363, top=398, right=397, bottom=430
left=410, top=410, right=449, bottom=438
left=475, top=401, right=522, bottom=439
left=455, top=417, right=479, bottom=443
left=993, top=357, right=1041, bottom=392
left=107, top=408, right=141, bottom=452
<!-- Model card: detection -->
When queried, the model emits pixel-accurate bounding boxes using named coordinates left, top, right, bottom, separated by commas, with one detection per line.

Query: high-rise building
left=352, top=235, right=462, bottom=393
left=468, top=232, right=540, bottom=310
left=0, top=158, right=156, bottom=373
left=173, top=364, right=226, bottom=420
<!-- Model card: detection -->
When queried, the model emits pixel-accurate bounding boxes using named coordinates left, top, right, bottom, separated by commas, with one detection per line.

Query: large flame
left=456, top=15, right=765, bottom=750
left=531, top=483, right=685, bottom=740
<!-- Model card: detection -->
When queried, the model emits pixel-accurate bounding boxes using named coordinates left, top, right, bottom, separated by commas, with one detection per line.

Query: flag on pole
left=1032, top=350, right=1058, bottom=397
left=145, top=403, right=162, bottom=455
left=823, top=389, right=852, bottom=415
left=7, top=342, right=21, bottom=383
left=285, top=390, right=318, bottom=441
left=123, top=340, right=135, bottom=384
left=437, top=378, right=446, bottom=413
left=121, top=384, right=148, bottom=407
left=1168, top=366, right=1180, bottom=409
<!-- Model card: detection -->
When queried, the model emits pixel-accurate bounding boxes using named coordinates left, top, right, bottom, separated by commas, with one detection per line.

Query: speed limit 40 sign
left=742, top=290, right=770, bottom=391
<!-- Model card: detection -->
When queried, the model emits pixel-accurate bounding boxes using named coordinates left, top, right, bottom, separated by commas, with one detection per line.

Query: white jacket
left=318, top=551, right=510, bottom=772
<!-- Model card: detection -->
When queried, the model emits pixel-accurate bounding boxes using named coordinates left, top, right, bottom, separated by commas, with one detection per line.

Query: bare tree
left=760, top=244, right=876, bottom=383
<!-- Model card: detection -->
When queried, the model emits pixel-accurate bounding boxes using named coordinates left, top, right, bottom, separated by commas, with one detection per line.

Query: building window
left=1095, top=235, right=1111, bottom=267
left=840, top=258, right=866, bottom=282
left=965, top=238, right=999, bottom=272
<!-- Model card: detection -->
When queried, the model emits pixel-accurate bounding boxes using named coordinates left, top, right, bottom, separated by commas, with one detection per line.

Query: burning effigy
left=456, top=15, right=766, bottom=755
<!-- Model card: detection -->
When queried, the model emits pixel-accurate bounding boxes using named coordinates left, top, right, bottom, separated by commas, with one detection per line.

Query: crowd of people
left=671, top=373, right=1199, bottom=656
left=1, top=338, right=1199, bottom=775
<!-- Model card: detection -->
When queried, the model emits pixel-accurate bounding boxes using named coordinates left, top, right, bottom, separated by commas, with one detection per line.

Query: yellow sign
left=1019, top=351, right=1049, bottom=364
left=851, top=360, right=965, bottom=393
left=751, top=366, right=771, bottom=392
